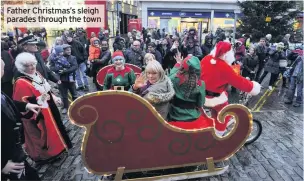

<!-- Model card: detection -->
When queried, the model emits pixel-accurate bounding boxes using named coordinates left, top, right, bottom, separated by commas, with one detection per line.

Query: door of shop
left=181, top=22, right=198, bottom=31
left=180, top=21, right=209, bottom=32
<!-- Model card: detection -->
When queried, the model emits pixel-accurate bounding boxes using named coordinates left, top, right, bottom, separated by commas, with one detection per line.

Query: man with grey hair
left=265, top=34, right=272, bottom=47
left=125, top=40, right=146, bottom=68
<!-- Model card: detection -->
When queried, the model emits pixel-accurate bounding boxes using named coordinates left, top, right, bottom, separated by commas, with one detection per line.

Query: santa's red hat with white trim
left=210, top=41, right=235, bottom=65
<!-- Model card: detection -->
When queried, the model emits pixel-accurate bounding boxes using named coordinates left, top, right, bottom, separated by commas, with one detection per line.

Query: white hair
left=266, top=34, right=272, bottom=40
left=144, top=53, right=156, bottom=65
left=15, top=52, right=37, bottom=73
left=145, top=60, right=166, bottom=83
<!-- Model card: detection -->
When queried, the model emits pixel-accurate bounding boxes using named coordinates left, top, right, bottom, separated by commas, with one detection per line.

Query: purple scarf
left=139, top=81, right=152, bottom=97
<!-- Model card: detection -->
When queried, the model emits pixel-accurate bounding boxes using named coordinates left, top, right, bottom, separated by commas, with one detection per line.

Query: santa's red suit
left=200, top=41, right=261, bottom=136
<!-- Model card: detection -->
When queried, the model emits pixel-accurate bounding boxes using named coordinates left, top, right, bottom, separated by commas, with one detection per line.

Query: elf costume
left=168, top=56, right=213, bottom=129
left=103, top=51, right=136, bottom=91
left=200, top=41, right=261, bottom=136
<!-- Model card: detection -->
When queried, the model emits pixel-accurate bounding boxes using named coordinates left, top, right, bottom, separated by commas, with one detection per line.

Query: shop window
left=148, top=17, right=160, bottom=29
left=213, top=18, right=240, bottom=35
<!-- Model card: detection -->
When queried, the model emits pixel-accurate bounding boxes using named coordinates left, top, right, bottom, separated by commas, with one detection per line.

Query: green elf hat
left=111, top=51, right=125, bottom=64
left=177, top=55, right=202, bottom=85
left=181, top=55, right=201, bottom=76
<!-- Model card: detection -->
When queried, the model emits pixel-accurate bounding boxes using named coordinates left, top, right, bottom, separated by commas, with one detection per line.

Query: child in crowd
left=50, top=45, right=74, bottom=82
left=88, top=37, right=101, bottom=63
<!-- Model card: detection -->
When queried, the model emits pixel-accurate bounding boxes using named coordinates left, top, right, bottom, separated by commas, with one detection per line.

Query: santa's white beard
left=222, top=49, right=235, bottom=65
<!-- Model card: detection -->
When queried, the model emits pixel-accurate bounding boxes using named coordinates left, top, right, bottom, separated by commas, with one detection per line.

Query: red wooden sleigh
left=96, top=64, right=142, bottom=87
left=68, top=91, right=252, bottom=180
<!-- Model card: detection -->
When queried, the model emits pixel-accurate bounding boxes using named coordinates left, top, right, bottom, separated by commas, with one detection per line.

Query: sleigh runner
left=68, top=90, right=253, bottom=180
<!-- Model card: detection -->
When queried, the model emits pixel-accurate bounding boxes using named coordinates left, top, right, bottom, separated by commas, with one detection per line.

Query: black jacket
left=150, top=50, right=163, bottom=64
left=125, top=48, right=146, bottom=67
left=68, top=39, right=88, bottom=64
left=255, top=45, right=269, bottom=63
left=264, top=50, right=286, bottom=74
left=1, top=92, right=27, bottom=170
left=91, top=49, right=112, bottom=78
left=182, top=45, right=203, bottom=60
left=97, top=49, right=111, bottom=66
left=1, top=50, right=14, bottom=83
left=243, top=54, right=259, bottom=73
left=162, top=47, right=181, bottom=70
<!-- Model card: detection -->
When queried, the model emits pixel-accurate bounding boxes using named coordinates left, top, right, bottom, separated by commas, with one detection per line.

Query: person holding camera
left=258, top=42, right=287, bottom=90
left=1, top=59, right=41, bottom=180
left=162, top=38, right=181, bottom=73
left=235, top=38, right=246, bottom=65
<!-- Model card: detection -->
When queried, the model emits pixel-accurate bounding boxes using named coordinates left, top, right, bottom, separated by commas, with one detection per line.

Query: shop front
left=148, top=11, right=210, bottom=35
left=148, top=10, right=240, bottom=33
left=213, top=12, right=236, bottom=32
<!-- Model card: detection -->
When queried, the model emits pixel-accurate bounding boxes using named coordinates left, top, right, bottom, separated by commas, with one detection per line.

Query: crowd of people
left=1, top=26, right=303, bottom=180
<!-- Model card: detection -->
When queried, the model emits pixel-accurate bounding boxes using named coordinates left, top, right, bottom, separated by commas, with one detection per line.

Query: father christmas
left=201, top=41, right=261, bottom=136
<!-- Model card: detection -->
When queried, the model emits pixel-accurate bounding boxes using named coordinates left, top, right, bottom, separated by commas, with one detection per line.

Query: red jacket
left=200, top=55, right=260, bottom=107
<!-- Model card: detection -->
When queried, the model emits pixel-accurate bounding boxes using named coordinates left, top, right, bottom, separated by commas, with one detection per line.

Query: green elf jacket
left=168, top=56, right=206, bottom=121
left=103, top=66, right=136, bottom=91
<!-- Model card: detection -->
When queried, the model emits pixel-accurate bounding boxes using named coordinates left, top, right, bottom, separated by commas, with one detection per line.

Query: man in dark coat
left=259, top=43, right=286, bottom=90
left=15, top=35, right=60, bottom=84
left=125, top=40, right=146, bottom=68
left=49, top=44, right=78, bottom=114
left=1, top=59, right=41, bottom=181
left=66, top=33, right=89, bottom=91
left=1, top=41, right=14, bottom=98
left=182, top=38, right=203, bottom=60
left=147, top=42, right=162, bottom=64
left=255, top=38, right=269, bottom=81
left=201, top=35, right=213, bottom=58
left=92, top=40, right=111, bottom=90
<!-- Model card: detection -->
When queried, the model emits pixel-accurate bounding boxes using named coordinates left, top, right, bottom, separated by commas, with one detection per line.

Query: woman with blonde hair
left=132, top=60, right=175, bottom=119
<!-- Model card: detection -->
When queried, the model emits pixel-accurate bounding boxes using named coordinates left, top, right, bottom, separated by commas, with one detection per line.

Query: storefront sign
left=148, top=10, right=210, bottom=18
left=214, top=12, right=234, bottom=19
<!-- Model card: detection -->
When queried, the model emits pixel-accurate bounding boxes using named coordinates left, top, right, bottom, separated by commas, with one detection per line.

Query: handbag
left=279, top=59, right=288, bottom=67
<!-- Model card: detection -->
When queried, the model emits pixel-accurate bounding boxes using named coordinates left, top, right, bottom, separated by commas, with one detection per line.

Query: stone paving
left=36, top=75, right=303, bottom=181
